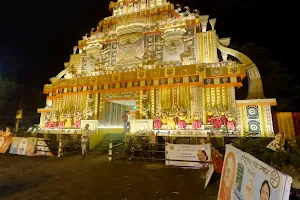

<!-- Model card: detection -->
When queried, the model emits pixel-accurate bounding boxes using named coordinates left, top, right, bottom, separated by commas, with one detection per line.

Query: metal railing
left=108, top=140, right=212, bottom=165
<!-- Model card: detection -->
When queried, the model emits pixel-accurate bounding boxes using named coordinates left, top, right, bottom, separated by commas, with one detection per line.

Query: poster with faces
left=218, top=145, right=292, bottom=200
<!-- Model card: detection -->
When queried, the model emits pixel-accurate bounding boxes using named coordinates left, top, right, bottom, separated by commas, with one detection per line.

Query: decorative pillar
left=40, top=112, right=46, bottom=128
left=211, top=88, right=216, bottom=108
left=150, top=89, right=155, bottom=119
left=236, top=99, right=277, bottom=136
left=202, top=87, right=206, bottom=124
left=156, top=89, right=161, bottom=114
left=99, top=93, right=104, bottom=120
left=94, top=93, right=98, bottom=120
left=199, top=15, right=209, bottom=32
left=216, top=87, right=221, bottom=107
left=221, top=87, right=227, bottom=109
left=197, top=87, right=204, bottom=124
left=229, top=87, right=240, bottom=131
left=73, top=46, right=77, bottom=54
left=219, top=37, right=231, bottom=61
left=139, top=90, right=143, bottom=119
left=190, top=86, right=197, bottom=116
left=209, top=18, right=217, bottom=30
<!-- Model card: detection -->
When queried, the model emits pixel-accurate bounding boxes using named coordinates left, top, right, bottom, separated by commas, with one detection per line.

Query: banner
left=218, top=145, right=292, bottom=200
left=0, top=136, right=13, bottom=153
left=165, top=143, right=211, bottom=168
left=9, top=137, right=37, bottom=156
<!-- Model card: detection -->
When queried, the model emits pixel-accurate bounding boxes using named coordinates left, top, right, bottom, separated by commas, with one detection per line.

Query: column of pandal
left=216, top=87, right=221, bottom=108
left=221, top=87, right=227, bottom=110
left=94, top=93, right=98, bottom=120
left=211, top=88, right=216, bottom=109
left=150, top=89, right=155, bottom=119
left=139, top=90, right=143, bottom=119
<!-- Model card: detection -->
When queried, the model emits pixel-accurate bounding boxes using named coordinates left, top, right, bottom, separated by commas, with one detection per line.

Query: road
left=0, top=152, right=219, bottom=200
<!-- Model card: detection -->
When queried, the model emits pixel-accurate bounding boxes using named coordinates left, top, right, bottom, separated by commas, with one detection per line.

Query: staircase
left=94, top=133, right=125, bottom=152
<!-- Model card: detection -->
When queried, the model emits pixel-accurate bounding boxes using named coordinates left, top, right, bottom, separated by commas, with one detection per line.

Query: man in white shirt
left=81, top=124, right=91, bottom=159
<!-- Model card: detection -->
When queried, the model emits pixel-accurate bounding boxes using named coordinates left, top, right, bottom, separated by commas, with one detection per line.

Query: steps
left=94, top=133, right=125, bottom=151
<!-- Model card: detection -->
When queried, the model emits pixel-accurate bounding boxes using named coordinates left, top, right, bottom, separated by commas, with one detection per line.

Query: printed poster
left=35, top=139, right=53, bottom=156
left=165, top=143, right=211, bottom=169
left=0, top=136, right=13, bottom=153
left=218, top=145, right=292, bottom=200
left=9, top=137, right=37, bottom=156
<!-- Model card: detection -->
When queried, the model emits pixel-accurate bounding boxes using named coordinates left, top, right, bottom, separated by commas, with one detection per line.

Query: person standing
left=81, top=124, right=91, bottom=159
left=122, top=111, right=130, bottom=133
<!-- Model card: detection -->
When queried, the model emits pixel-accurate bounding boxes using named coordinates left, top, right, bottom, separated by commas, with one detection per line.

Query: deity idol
left=64, top=113, right=73, bottom=128
left=58, top=114, right=66, bottom=128
left=220, top=111, right=228, bottom=126
left=44, top=114, right=51, bottom=128
left=49, top=114, right=58, bottom=128
left=116, top=23, right=145, bottom=65
left=213, top=113, right=223, bottom=129
left=74, top=112, right=82, bottom=129
left=192, top=112, right=202, bottom=129
left=206, top=111, right=215, bottom=124
left=153, top=113, right=162, bottom=129
left=166, top=114, right=176, bottom=129
left=161, top=112, right=168, bottom=126
left=178, top=111, right=187, bottom=129
left=162, top=28, right=185, bottom=62
left=226, top=113, right=236, bottom=134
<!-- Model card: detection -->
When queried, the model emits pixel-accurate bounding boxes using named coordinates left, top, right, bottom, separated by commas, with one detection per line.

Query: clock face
left=270, top=170, right=280, bottom=189
left=139, top=124, right=145, bottom=130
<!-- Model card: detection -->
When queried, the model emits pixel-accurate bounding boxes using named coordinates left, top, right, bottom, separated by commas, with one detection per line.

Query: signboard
left=204, top=164, right=215, bottom=188
left=165, top=143, right=211, bottom=169
left=16, top=109, right=22, bottom=119
left=0, top=136, right=13, bottom=153
left=130, top=119, right=153, bottom=133
left=218, top=145, right=292, bottom=200
left=9, top=137, right=37, bottom=156
left=35, top=139, right=53, bottom=156
left=81, top=120, right=98, bottom=134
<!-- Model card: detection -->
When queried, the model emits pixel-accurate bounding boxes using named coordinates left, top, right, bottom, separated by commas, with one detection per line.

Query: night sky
left=0, top=0, right=298, bottom=87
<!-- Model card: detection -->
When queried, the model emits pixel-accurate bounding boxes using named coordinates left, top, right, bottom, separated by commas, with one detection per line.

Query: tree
left=231, top=42, right=299, bottom=112
left=0, top=76, right=18, bottom=127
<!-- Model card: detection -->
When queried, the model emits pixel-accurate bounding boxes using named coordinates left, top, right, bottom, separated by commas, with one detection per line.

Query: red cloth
left=153, top=119, right=162, bottom=129
left=207, top=115, right=214, bottom=124
left=221, top=115, right=228, bottom=125
left=292, top=112, right=300, bottom=136
left=213, top=118, right=222, bottom=129
left=192, top=120, right=201, bottom=129
left=178, top=120, right=187, bottom=129
left=226, top=121, right=236, bottom=131
left=174, top=116, right=179, bottom=125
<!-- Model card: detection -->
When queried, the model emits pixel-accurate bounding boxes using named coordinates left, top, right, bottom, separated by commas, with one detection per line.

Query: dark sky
left=0, top=0, right=298, bottom=87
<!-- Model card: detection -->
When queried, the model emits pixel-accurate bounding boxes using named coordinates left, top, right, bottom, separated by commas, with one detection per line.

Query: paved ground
left=0, top=152, right=219, bottom=200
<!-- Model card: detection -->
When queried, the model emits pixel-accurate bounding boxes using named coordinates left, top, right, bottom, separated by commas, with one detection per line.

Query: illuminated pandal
left=37, top=0, right=276, bottom=137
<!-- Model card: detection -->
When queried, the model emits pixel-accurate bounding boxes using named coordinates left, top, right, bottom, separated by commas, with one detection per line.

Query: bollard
left=108, top=140, right=113, bottom=161
left=58, top=139, right=63, bottom=158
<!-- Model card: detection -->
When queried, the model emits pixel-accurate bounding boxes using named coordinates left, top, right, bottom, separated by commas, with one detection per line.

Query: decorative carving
left=162, top=28, right=185, bottom=62
left=199, top=15, right=209, bottom=32
left=116, top=23, right=145, bottom=65
left=209, top=18, right=217, bottom=30
left=73, top=46, right=78, bottom=55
